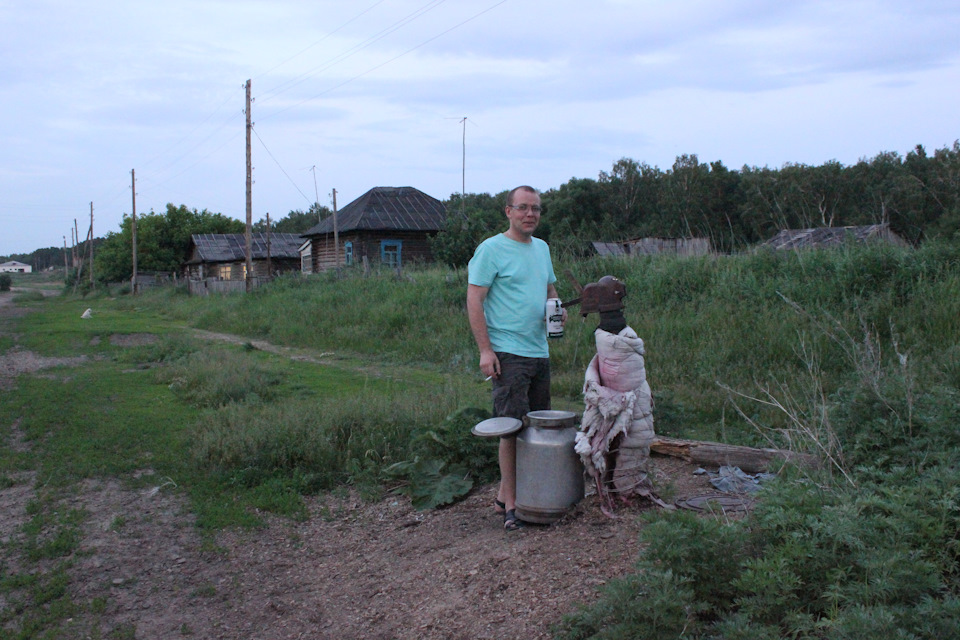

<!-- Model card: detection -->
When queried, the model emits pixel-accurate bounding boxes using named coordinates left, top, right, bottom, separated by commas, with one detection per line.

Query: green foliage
left=557, top=279, right=960, bottom=639
left=0, top=273, right=11, bottom=291
left=430, top=192, right=507, bottom=267
left=156, top=347, right=282, bottom=408
left=253, top=203, right=330, bottom=233
left=384, top=407, right=499, bottom=510
left=95, top=203, right=244, bottom=283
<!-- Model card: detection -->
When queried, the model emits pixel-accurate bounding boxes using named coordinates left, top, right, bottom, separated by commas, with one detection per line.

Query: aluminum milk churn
left=515, top=410, right=584, bottom=524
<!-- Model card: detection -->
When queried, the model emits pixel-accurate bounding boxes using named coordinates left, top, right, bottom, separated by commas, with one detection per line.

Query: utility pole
left=244, top=79, right=253, bottom=293
left=73, top=220, right=79, bottom=269
left=266, top=212, right=272, bottom=278
left=332, top=189, right=339, bottom=270
left=89, top=202, right=94, bottom=287
left=63, top=236, right=68, bottom=274
left=461, top=116, right=467, bottom=218
left=131, top=169, right=138, bottom=295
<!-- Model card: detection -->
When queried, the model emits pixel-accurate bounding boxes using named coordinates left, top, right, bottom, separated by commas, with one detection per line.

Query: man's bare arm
left=467, top=284, right=500, bottom=378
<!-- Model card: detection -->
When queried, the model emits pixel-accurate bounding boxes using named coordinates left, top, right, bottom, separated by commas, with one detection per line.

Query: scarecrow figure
left=571, top=276, right=667, bottom=516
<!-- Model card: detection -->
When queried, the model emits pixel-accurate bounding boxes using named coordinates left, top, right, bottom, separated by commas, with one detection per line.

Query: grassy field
left=3, top=241, right=960, bottom=637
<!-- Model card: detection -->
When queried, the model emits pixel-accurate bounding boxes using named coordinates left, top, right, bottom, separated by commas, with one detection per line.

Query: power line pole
left=461, top=116, right=467, bottom=218
left=89, top=202, right=94, bottom=287
left=72, top=220, right=79, bottom=270
left=332, top=188, right=339, bottom=270
left=63, top=236, right=68, bottom=274
left=245, top=79, right=254, bottom=293
left=266, top=212, right=272, bottom=278
left=131, top=169, right=138, bottom=295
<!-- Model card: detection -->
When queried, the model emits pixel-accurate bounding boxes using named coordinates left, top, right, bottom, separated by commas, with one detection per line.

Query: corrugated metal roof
left=186, top=233, right=304, bottom=264
left=301, top=186, right=446, bottom=237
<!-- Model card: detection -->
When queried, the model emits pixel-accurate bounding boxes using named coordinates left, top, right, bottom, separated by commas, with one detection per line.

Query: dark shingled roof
left=301, top=186, right=446, bottom=237
left=761, top=224, right=907, bottom=250
left=185, top=233, right=304, bottom=264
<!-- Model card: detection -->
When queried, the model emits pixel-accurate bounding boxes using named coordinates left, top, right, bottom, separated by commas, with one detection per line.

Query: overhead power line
left=251, top=125, right=314, bottom=205
left=260, top=0, right=510, bottom=123
left=258, top=0, right=449, bottom=108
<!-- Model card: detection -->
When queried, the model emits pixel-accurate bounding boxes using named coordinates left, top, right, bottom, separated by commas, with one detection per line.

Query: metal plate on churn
left=471, top=417, right=523, bottom=438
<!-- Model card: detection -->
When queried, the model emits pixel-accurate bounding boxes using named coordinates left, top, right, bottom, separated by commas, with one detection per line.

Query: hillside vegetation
left=150, top=241, right=960, bottom=637
left=4, top=241, right=960, bottom=637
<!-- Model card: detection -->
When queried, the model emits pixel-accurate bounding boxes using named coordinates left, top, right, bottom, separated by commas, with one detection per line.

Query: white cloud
left=1, top=0, right=959, bottom=254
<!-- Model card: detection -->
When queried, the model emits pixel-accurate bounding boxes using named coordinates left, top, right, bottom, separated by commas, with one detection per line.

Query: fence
left=188, top=277, right=271, bottom=296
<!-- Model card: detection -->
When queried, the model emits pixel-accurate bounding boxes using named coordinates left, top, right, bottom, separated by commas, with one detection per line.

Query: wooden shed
left=183, top=233, right=304, bottom=281
left=300, top=186, right=446, bottom=272
left=760, top=223, right=908, bottom=250
left=592, top=237, right=712, bottom=257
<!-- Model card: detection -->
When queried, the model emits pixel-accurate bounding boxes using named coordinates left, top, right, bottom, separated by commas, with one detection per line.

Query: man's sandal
left=503, top=509, right=523, bottom=531
left=494, top=499, right=506, bottom=515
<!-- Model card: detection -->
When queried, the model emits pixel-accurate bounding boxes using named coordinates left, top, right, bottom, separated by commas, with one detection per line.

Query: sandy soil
left=0, top=290, right=720, bottom=639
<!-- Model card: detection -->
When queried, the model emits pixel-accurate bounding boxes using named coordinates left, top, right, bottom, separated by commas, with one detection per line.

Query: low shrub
left=156, top=347, right=281, bottom=408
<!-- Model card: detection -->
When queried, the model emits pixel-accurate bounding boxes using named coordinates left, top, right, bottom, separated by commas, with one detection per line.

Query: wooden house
left=760, top=223, right=908, bottom=250
left=183, top=233, right=304, bottom=281
left=300, top=186, right=446, bottom=272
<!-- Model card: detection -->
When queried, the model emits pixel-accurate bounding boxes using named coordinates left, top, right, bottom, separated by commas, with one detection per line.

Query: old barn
left=300, top=186, right=446, bottom=272
left=761, top=223, right=908, bottom=250
left=183, top=233, right=303, bottom=293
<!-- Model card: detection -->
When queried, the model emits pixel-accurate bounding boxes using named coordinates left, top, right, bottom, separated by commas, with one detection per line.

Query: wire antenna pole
left=310, top=165, right=321, bottom=221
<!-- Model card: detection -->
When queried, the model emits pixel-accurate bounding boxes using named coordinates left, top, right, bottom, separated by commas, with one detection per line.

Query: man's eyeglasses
left=507, top=204, right=542, bottom=213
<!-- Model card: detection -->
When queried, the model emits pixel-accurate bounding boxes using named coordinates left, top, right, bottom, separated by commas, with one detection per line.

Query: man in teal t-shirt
left=467, top=185, right=565, bottom=531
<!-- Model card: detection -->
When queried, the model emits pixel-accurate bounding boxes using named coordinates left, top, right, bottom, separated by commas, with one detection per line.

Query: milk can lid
left=471, top=417, right=523, bottom=437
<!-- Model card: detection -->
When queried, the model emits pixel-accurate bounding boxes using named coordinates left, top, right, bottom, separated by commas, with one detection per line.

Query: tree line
left=432, top=141, right=960, bottom=266
left=5, top=142, right=957, bottom=280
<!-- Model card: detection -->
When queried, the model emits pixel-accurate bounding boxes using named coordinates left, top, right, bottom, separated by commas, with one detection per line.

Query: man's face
left=505, top=190, right=541, bottom=238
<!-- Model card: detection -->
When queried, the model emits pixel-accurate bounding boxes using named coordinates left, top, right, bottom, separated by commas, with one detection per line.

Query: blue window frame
left=344, top=241, right=353, bottom=266
left=381, top=240, right=402, bottom=268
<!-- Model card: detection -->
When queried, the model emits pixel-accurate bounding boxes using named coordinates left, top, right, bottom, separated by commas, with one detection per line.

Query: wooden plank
left=650, top=436, right=818, bottom=474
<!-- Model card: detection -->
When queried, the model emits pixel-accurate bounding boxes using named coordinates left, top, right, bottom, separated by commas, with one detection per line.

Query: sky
left=2, top=0, right=959, bottom=257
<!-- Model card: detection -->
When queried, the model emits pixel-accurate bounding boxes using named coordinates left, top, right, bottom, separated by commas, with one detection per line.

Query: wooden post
left=244, top=79, right=253, bottom=293
left=266, top=212, right=272, bottom=278
left=332, top=188, right=339, bottom=271
left=131, top=169, right=138, bottom=294
left=89, top=202, right=94, bottom=287
left=650, top=436, right=818, bottom=475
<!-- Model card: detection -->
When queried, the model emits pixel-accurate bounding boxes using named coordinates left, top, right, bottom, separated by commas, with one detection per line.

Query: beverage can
left=545, top=298, right=564, bottom=339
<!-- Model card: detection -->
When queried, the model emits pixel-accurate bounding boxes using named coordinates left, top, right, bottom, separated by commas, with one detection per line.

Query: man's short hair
left=506, top=185, right=539, bottom=206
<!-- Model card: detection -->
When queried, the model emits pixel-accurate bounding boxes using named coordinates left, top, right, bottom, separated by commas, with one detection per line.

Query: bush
left=0, top=273, right=11, bottom=291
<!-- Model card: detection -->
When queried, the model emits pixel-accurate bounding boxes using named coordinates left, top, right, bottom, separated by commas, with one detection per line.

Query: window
left=344, top=241, right=353, bottom=266
left=219, top=264, right=233, bottom=280
left=381, top=240, right=402, bottom=269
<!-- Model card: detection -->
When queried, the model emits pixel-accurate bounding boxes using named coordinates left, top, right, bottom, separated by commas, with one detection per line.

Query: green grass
left=4, top=242, right=960, bottom=637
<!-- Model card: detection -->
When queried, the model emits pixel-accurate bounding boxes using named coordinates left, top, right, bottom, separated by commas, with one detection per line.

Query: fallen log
left=650, top=436, right=818, bottom=474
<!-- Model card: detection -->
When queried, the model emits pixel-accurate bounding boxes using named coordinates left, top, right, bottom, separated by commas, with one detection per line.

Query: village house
left=183, top=233, right=303, bottom=294
left=300, top=186, right=446, bottom=273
